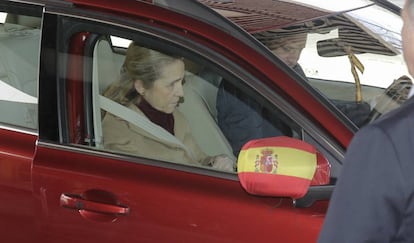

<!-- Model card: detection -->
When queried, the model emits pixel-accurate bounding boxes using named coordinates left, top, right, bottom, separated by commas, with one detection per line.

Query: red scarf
left=137, top=99, right=175, bottom=135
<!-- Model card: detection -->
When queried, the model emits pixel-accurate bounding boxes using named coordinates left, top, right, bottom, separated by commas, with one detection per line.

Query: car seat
left=178, top=72, right=234, bottom=158
left=92, top=37, right=123, bottom=147
left=4, top=14, right=41, bottom=30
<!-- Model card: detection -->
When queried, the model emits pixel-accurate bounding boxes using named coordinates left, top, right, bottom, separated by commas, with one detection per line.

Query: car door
left=31, top=1, right=340, bottom=242
left=0, top=1, right=42, bottom=242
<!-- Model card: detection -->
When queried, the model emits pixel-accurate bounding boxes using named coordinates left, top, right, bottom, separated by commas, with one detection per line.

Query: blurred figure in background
left=216, top=31, right=307, bottom=157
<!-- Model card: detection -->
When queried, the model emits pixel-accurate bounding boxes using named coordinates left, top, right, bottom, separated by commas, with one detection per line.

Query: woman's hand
left=212, top=154, right=236, bottom=172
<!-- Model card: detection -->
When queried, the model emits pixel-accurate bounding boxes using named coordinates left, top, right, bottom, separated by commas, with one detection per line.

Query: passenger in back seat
left=102, top=42, right=235, bottom=171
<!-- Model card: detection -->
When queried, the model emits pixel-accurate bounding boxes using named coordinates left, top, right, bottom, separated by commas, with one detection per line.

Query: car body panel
left=32, top=143, right=327, bottom=242
left=0, top=128, right=37, bottom=241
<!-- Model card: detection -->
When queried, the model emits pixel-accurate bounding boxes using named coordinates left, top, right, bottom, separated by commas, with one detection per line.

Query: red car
left=0, top=0, right=408, bottom=242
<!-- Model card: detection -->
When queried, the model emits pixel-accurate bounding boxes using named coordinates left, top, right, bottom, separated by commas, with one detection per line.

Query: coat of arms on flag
left=255, top=149, right=278, bottom=174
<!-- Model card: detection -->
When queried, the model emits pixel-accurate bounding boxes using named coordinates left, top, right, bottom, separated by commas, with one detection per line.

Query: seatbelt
left=99, top=95, right=195, bottom=159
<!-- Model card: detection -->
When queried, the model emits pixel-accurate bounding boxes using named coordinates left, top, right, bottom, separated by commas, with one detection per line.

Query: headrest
left=4, top=14, right=41, bottom=31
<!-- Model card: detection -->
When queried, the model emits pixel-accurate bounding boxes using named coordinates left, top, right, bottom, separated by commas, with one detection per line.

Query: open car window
left=61, top=27, right=335, bottom=176
left=53, top=10, right=342, bottom=182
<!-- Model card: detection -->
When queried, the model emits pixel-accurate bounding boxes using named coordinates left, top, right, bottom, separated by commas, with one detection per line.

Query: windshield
left=295, top=3, right=410, bottom=127
left=211, top=1, right=410, bottom=127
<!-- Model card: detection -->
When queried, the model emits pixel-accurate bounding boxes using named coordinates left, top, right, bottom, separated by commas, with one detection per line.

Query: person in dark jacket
left=217, top=32, right=307, bottom=157
left=318, top=1, right=414, bottom=242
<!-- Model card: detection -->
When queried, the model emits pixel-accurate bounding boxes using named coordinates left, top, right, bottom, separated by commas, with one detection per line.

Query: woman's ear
left=134, top=79, right=145, bottom=96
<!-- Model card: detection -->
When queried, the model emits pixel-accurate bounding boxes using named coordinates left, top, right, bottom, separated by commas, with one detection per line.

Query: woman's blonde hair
left=103, top=42, right=181, bottom=106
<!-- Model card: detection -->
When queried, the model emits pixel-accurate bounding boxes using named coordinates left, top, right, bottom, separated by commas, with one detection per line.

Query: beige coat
left=102, top=104, right=211, bottom=166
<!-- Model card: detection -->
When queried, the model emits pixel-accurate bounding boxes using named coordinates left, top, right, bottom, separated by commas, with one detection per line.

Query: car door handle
left=60, top=193, right=130, bottom=215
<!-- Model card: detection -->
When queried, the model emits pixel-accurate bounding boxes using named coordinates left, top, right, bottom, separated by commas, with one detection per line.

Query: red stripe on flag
left=241, top=136, right=316, bottom=154
left=239, top=172, right=311, bottom=199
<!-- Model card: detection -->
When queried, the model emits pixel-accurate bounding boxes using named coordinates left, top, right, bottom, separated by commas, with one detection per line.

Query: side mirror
left=237, top=136, right=330, bottom=199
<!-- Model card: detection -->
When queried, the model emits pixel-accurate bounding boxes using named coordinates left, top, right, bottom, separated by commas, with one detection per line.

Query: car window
left=0, top=11, right=40, bottom=130
left=87, top=34, right=332, bottom=174
left=58, top=16, right=340, bottom=178
left=250, top=5, right=411, bottom=128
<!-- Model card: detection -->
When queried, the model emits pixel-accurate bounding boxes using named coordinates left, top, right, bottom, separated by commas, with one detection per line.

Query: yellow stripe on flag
left=238, top=146, right=317, bottom=180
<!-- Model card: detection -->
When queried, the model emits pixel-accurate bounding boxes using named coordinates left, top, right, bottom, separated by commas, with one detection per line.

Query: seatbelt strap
left=99, top=95, right=195, bottom=159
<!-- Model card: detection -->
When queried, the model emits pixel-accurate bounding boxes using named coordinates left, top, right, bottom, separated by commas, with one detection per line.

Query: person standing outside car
left=217, top=31, right=307, bottom=157
left=318, top=1, right=414, bottom=242
left=102, top=42, right=235, bottom=172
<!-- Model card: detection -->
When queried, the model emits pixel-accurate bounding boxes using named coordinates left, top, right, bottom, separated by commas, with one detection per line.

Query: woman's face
left=135, top=59, right=185, bottom=114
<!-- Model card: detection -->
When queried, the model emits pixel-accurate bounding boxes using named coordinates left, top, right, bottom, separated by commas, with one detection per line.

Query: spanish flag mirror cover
left=237, top=136, right=330, bottom=199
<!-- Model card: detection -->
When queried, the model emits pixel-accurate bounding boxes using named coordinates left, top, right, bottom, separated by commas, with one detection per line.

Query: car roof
left=197, top=0, right=332, bottom=33
left=20, top=0, right=396, bottom=36
left=57, top=0, right=383, bottom=59
left=63, top=0, right=374, bottom=33
left=63, top=0, right=397, bottom=47
left=20, top=0, right=401, bottom=65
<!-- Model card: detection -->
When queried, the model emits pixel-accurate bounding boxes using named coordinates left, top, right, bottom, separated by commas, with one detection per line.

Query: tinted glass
left=0, top=12, right=40, bottom=129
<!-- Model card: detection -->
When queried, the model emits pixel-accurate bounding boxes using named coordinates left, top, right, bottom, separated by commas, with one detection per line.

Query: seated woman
left=102, top=42, right=235, bottom=172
